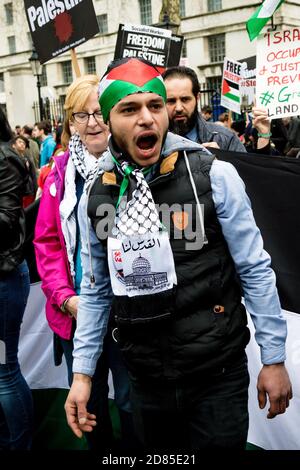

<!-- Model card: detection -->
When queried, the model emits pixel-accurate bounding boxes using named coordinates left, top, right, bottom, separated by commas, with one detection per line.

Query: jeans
left=0, top=260, right=33, bottom=450
left=59, top=329, right=133, bottom=451
left=130, top=354, right=250, bottom=452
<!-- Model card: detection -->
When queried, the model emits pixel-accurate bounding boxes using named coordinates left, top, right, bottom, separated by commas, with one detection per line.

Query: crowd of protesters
left=201, top=106, right=300, bottom=157
left=8, top=98, right=300, bottom=211
left=0, top=61, right=295, bottom=452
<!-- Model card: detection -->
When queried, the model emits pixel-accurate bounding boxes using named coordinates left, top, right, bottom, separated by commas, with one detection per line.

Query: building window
left=7, top=36, right=16, bottom=54
left=97, top=14, right=108, bottom=34
left=4, top=3, right=13, bottom=25
left=181, top=39, right=187, bottom=58
left=85, top=56, right=96, bottom=75
left=208, top=34, right=225, bottom=63
left=208, top=0, right=222, bottom=12
left=0, top=73, right=4, bottom=93
left=139, top=0, right=152, bottom=25
left=206, top=76, right=222, bottom=94
left=61, top=61, right=73, bottom=84
left=180, top=0, right=185, bottom=17
left=40, top=66, right=48, bottom=87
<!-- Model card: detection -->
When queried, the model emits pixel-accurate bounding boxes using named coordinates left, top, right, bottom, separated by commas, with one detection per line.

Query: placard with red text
left=256, top=28, right=300, bottom=119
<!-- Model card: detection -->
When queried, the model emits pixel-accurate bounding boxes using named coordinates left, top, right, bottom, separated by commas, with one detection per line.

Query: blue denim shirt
left=73, top=158, right=286, bottom=376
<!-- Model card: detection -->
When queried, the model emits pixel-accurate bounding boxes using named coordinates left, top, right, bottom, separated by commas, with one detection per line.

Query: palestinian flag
left=246, top=0, right=284, bottom=41
left=222, top=77, right=240, bottom=104
left=98, top=58, right=166, bottom=122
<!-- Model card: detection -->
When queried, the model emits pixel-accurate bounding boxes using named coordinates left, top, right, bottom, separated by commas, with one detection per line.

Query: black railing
left=33, top=97, right=65, bottom=125
left=199, top=84, right=226, bottom=122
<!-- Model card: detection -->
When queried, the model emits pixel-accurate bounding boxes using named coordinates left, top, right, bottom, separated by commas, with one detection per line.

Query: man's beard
left=168, top=108, right=198, bottom=136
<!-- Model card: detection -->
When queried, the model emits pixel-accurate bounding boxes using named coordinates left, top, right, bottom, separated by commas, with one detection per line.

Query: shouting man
left=65, top=58, right=292, bottom=452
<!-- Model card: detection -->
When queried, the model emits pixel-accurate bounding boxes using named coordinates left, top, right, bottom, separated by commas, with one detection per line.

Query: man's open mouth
left=136, top=134, right=158, bottom=150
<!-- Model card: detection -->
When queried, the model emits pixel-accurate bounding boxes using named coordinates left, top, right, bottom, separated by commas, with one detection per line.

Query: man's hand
left=65, top=295, right=79, bottom=320
left=64, top=373, right=96, bottom=438
left=257, top=363, right=293, bottom=419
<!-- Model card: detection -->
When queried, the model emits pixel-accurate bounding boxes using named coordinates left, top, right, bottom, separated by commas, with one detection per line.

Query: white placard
left=256, top=28, right=300, bottom=119
left=221, top=57, right=242, bottom=114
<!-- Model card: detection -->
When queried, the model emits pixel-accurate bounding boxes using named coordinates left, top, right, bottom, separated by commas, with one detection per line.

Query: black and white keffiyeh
left=107, top=155, right=177, bottom=298
left=68, top=132, right=100, bottom=188
left=60, top=133, right=100, bottom=277
left=112, top=160, right=161, bottom=239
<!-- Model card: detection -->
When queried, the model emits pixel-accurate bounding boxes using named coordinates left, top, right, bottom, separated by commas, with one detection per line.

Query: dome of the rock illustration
left=132, top=254, right=151, bottom=274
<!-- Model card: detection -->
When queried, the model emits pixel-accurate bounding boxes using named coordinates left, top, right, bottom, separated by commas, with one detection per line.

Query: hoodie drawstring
left=183, top=150, right=207, bottom=245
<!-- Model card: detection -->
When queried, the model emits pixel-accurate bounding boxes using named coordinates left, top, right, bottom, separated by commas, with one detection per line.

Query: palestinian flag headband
left=98, top=58, right=167, bottom=123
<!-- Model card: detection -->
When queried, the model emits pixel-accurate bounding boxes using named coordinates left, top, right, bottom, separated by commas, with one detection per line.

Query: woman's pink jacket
left=34, top=151, right=75, bottom=340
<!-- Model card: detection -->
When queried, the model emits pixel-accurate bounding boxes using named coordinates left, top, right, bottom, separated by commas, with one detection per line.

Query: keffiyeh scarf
left=59, top=133, right=99, bottom=277
left=107, top=153, right=177, bottom=298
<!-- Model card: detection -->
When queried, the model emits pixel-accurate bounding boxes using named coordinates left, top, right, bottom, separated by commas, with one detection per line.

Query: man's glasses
left=72, top=111, right=103, bottom=124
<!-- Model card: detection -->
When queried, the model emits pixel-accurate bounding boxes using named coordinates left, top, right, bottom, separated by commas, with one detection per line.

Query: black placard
left=114, top=24, right=183, bottom=70
left=24, top=0, right=99, bottom=64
